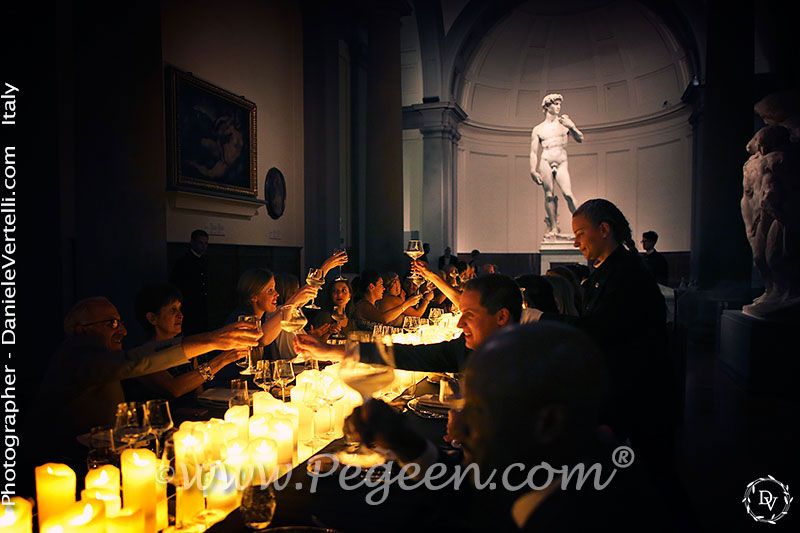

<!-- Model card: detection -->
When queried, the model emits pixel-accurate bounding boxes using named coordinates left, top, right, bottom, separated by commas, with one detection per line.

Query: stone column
left=689, top=0, right=754, bottom=288
left=364, top=2, right=409, bottom=272
left=403, top=102, right=466, bottom=261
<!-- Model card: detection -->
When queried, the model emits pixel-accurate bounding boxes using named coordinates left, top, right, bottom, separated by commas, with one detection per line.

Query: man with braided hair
left=530, top=93, right=584, bottom=238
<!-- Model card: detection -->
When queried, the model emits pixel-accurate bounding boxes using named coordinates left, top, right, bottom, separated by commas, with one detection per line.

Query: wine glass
left=237, top=315, right=262, bottom=375
left=304, top=268, right=325, bottom=309
left=405, top=240, right=424, bottom=283
left=333, top=247, right=348, bottom=281
left=253, top=360, right=273, bottom=393
left=144, top=399, right=174, bottom=456
left=239, top=484, right=276, bottom=530
left=280, top=305, right=308, bottom=336
left=113, top=402, right=149, bottom=450
left=300, top=381, right=324, bottom=450
left=319, top=374, right=345, bottom=439
left=339, top=332, right=395, bottom=455
left=272, top=360, right=295, bottom=401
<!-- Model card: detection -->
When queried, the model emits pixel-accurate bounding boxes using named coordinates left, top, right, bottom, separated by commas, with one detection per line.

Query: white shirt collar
left=510, top=476, right=562, bottom=529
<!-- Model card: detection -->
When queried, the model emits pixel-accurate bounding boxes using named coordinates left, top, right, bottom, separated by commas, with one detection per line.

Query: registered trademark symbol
left=612, top=446, right=635, bottom=468
left=295, top=482, right=303, bottom=489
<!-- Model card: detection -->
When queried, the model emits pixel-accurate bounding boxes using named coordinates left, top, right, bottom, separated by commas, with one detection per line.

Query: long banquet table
left=203, top=377, right=454, bottom=533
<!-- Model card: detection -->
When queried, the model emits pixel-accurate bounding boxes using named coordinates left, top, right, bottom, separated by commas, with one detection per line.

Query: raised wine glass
left=304, top=268, right=325, bottom=310
left=333, top=247, right=348, bottom=281
left=144, top=399, right=173, bottom=456
left=237, top=315, right=261, bottom=375
left=272, top=360, right=296, bottom=402
left=405, top=240, right=424, bottom=283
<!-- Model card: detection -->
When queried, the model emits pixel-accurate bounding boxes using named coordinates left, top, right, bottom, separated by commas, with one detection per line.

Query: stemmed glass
left=253, top=360, right=273, bottom=393
left=237, top=315, right=262, bottom=375
left=300, top=381, right=324, bottom=450
left=273, top=360, right=295, bottom=402
left=333, top=247, right=348, bottom=281
left=405, top=240, right=424, bottom=283
left=320, top=374, right=345, bottom=439
left=113, top=402, right=150, bottom=450
left=280, top=305, right=308, bottom=336
left=339, top=332, right=395, bottom=456
left=304, top=268, right=325, bottom=309
left=144, top=399, right=173, bottom=456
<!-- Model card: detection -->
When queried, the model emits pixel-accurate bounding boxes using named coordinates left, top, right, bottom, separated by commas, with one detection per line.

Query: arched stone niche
left=453, top=0, right=695, bottom=253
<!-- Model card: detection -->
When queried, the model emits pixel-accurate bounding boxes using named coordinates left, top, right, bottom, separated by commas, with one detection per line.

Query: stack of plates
left=406, top=394, right=449, bottom=419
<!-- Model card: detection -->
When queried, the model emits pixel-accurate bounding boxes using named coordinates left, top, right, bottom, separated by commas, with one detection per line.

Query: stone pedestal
left=718, top=310, right=797, bottom=396
left=539, top=241, right=584, bottom=273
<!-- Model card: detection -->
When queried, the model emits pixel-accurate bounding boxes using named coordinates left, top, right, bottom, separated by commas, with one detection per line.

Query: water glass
left=240, top=484, right=277, bottom=530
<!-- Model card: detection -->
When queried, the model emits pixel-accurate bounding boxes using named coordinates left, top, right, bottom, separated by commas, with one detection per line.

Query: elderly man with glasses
left=34, top=296, right=261, bottom=458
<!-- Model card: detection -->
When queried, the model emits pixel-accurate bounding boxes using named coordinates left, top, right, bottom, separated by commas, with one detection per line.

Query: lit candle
left=248, top=438, right=278, bottom=485
left=156, top=498, right=168, bottom=532
left=267, top=416, right=294, bottom=466
left=41, top=499, right=105, bottom=533
left=34, top=463, right=76, bottom=530
left=205, top=464, right=238, bottom=514
left=248, top=413, right=272, bottom=439
left=84, top=465, right=120, bottom=493
left=173, top=429, right=204, bottom=466
left=0, top=497, right=32, bottom=532
left=202, top=419, right=225, bottom=461
left=174, top=472, right=205, bottom=527
left=224, top=405, right=250, bottom=441
left=221, top=422, right=239, bottom=443
left=105, top=507, right=143, bottom=533
left=289, top=400, right=312, bottom=443
left=252, top=391, right=284, bottom=416
left=120, top=449, right=157, bottom=533
left=81, top=487, right=121, bottom=515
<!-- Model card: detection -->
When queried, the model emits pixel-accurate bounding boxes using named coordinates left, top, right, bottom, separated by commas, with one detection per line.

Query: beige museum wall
left=456, top=107, right=693, bottom=253
left=161, top=0, right=304, bottom=247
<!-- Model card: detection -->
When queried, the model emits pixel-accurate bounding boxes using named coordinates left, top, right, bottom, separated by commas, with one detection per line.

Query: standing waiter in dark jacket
left=170, top=229, right=210, bottom=335
left=528, top=199, right=675, bottom=498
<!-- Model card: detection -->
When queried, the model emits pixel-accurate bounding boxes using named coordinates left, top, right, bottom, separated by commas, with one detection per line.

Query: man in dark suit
left=641, top=230, right=668, bottom=285
left=170, top=229, right=210, bottom=334
left=346, top=323, right=672, bottom=531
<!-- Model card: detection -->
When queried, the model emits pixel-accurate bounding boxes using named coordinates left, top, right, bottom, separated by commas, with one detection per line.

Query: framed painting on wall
left=165, top=66, right=257, bottom=197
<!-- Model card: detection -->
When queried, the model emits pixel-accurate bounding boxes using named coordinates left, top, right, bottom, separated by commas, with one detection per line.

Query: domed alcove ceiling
left=450, top=0, right=695, bottom=254
left=459, top=0, right=692, bottom=130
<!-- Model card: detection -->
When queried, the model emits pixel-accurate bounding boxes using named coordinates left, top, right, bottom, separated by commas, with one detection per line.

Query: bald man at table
left=295, top=274, right=522, bottom=373
left=33, top=297, right=261, bottom=449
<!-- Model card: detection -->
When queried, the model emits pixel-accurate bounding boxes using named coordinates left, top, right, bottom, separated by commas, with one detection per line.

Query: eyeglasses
left=81, top=318, right=125, bottom=329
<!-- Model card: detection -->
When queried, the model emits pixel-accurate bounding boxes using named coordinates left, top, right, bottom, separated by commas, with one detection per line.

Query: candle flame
left=94, top=491, right=104, bottom=500
left=182, top=433, right=200, bottom=447
left=47, top=466, right=54, bottom=474
left=97, top=470, right=109, bottom=484
left=70, top=504, right=95, bottom=526
left=132, top=452, right=150, bottom=467
left=228, top=442, right=242, bottom=455
left=0, top=506, right=16, bottom=526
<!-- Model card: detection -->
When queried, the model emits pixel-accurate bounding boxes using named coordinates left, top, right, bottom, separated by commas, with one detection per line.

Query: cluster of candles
left=1, top=363, right=420, bottom=533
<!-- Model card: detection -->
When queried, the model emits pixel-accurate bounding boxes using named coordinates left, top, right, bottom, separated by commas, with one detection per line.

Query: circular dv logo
left=743, top=476, right=792, bottom=524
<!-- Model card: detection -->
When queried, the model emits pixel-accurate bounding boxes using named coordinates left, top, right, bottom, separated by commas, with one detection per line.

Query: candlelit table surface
left=206, top=379, right=455, bottom=533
